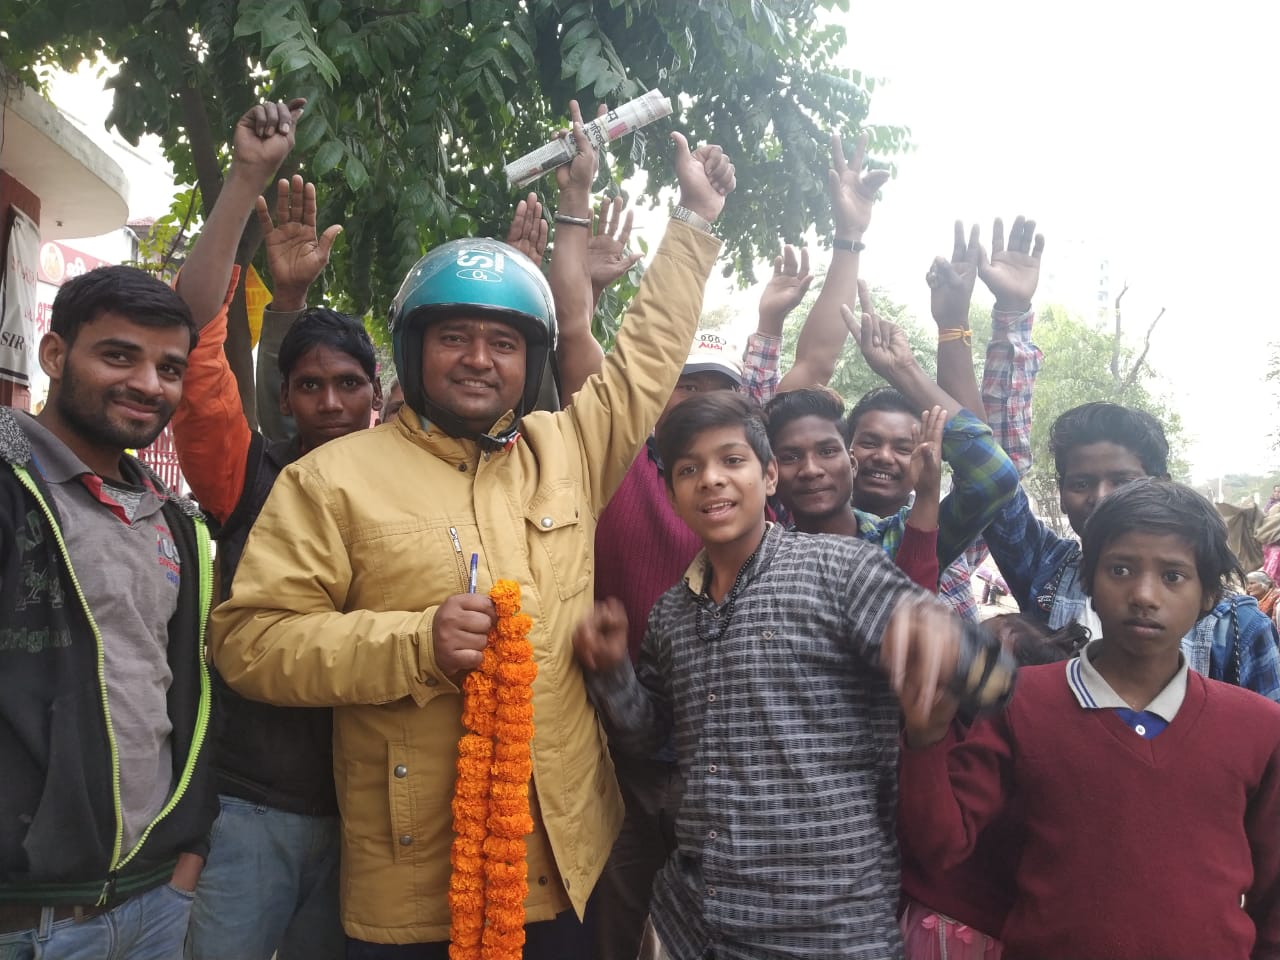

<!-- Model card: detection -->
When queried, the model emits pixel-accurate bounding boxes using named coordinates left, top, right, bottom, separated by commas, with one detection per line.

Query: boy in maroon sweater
left=899, top=479, right=1280, bottom=960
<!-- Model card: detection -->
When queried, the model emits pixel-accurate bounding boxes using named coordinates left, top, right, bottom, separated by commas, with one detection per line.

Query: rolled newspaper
left=503, top=89, right=672, bottom=188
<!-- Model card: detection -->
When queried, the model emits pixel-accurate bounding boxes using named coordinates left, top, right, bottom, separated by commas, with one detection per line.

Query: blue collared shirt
left=1067, top=641, right=1188, bottom=738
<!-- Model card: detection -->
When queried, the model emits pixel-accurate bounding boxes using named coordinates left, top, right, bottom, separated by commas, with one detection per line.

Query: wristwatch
left=672, top=205, right=714, bottom=234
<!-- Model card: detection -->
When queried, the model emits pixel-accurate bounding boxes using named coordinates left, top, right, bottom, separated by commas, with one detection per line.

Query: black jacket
left=207, top=432, right=338, bottom=816
left=0, top=409, right=216, bottom=905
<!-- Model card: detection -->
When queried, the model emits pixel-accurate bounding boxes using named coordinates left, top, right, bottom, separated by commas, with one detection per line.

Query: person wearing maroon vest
left=899, top=480, right=1280, bottom=960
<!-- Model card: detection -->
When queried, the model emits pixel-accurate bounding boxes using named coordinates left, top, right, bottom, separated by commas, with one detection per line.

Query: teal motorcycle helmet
left=388, top=238, right=557, bottom=445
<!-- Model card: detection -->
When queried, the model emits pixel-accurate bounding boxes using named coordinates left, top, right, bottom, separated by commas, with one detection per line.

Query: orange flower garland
left=449, top=580, right=537, bottom=960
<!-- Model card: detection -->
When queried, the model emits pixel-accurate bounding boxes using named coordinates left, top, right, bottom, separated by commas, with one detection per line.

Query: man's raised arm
left=565, top=129, right=734, bottom=511
left=171, top=102, right=304, bottom=523
left=177, top=99, right=302, bottom=330
left=776, top=132, right=888, bottom=392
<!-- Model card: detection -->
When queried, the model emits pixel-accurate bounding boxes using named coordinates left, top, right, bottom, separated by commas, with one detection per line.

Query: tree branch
left=1119, top=306, right=1165, bottom=396
left=1110, top=280, right=1129, bottom=386
left=177, top=81, right=224, bottom=219
left=159, top=187, right=199, bottom=275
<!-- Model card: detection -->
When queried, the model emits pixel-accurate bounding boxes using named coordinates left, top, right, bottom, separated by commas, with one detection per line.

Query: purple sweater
left=594, top=448, right=701, bottom=661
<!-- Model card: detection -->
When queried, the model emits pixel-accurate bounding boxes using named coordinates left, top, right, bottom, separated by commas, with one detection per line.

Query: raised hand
left=555, top=100, right=601, bottom=209
left=828, top=132, right=891, bottom=242
left=907, top=405, right=948, bottom=504
left=842, top=280, right=918, bottom=382
left=881, top=597, right=962, bottom=746
left=254, top=175, right=342, bottom=312
left=505, top=192, right=548, bottom=266
left=432, top=593, right=497, bottom=681
left=977, top=215, right=1045, bottom=313
left=572, top=597, right=629, bottom=674
left=758, top=245, right=814, bottom=328
left=588, top=196, right=643, bottom=300
left=233, top=98, right=305, bottom=184
left=927, top=221, right=982, bottom=330
left=672, top=133, right=735, bottom=223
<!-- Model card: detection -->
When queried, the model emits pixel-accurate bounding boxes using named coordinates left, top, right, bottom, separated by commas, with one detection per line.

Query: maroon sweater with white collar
left=899, top=665, right=1280, bottom=960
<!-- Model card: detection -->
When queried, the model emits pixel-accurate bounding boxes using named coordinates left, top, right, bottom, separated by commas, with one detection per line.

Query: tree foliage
left=2, top=0, right=908, bottom=421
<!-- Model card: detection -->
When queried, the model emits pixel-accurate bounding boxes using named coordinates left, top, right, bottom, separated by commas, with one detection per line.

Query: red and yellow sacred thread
left=449, top=580, right=537, bottom=960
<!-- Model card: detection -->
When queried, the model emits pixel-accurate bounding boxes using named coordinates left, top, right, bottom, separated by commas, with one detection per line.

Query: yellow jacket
left=208, top=221, right=720, bottom=943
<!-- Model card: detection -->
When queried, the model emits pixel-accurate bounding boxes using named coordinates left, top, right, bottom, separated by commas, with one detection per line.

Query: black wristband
left=947, top=620, right=1017, bottom=713
left=833, top=237, right=866, bottom=253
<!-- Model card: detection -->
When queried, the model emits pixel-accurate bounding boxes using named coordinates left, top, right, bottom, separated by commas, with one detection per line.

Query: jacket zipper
left=447, top=526, right=469, bottom=594
left=113, top=518, right=213, bottom=876
left=13, top=467, right=213, bottom=903
left=14, top=467, right=126, bottom=884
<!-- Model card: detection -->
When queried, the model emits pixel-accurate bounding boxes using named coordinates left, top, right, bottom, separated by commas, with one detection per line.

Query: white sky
left=703, top=0, right=1280, bottom=483
left=840, top=1, right=1280, bottom=482
left=43, top=4, right=1280, bottom=480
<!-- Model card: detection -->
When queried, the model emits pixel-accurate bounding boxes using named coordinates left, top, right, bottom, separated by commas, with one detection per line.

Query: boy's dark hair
left=1050, top=401, right=1169, bottom=478
left=1080, top=478, right=1241, bottom=606
left=656, top=391, right=772, bottom=491
left=764, top=386, right=852, bottom=446
left=987, top=613, right=1090, bottom=667
left=50, top=265, right=197, bottom=350
left=278, top=308, right=377, bottom=381
left=846, top=386, right=917, bottom=437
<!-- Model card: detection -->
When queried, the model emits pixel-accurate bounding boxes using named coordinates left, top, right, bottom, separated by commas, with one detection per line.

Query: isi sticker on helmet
left=455, top=249, right=505, bottom=283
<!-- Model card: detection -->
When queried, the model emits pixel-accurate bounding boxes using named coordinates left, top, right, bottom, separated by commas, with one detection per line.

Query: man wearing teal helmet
left=388, top=235, right=556, bottom=446
left=210, top=102, right=735, bottom=956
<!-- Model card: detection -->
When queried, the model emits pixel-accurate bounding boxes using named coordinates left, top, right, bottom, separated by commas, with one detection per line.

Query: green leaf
left=344, top=154, right=370, bottom=192
left=313, top=140, right=344, bottom=175
left=504, top=28, right=534, bottom=69
left=562, top=17, right=596, bottom=48
left=577, top=54, right=609, bottom=91
left=317, top=0, right=340, bottom=26
left=293, top=111, right=329, bottom=153
left=562, top=36, right=601, bottom=76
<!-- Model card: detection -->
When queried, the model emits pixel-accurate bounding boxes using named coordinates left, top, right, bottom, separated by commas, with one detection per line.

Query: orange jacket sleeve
left=171, top=267, right=251, bottom=525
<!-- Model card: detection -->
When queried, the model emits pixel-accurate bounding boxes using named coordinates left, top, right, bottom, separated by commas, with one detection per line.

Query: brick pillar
left=0, top=169, right=40, bottom=411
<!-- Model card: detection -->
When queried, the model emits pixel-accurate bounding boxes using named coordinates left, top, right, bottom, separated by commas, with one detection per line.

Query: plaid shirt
left=854, top=408, right=1018, bottom=571
left=937, top=308, right=1042, bottom=621
left=742, top=331, right=781, bottom=405
left=586, top=525, right=1012, bottom=959
left=981, top=308, right=1041, bottom=477
left=938, top=553, right=980, bottom=622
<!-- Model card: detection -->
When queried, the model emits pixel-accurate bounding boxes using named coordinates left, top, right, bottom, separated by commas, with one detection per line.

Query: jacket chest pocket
left=525, top=482, right=591, bottom=600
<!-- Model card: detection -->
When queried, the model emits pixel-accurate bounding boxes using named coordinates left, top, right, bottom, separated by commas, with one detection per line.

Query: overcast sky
left=835, top=0, right=1279, bottom=482
left=703, top=1, right=1279, bottom=483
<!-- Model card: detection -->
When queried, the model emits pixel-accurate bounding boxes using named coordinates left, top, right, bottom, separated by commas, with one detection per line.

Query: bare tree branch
left=1120, top=306, right=1166, bottom=396
left=1110, top=281, right=1130, bottom=385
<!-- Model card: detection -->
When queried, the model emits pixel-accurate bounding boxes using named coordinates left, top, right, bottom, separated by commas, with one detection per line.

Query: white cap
left=681, top=331, right=743, bottom=385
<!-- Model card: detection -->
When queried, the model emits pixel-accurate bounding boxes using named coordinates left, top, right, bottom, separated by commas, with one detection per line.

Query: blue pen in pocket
left=468, top=553, right=479, bottom=594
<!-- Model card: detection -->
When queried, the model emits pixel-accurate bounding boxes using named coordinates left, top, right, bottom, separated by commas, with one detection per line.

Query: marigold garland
left=449, top=580, right=537, bottom=960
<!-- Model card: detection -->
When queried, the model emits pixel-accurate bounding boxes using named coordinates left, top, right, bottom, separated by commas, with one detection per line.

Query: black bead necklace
left=695, top=546, right=760, bottom=643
